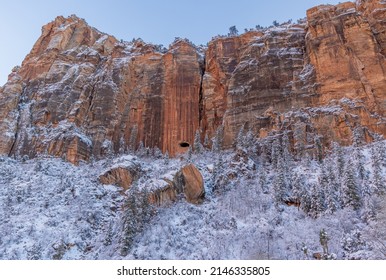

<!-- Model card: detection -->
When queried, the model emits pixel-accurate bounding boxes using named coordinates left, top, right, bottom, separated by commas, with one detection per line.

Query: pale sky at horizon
left=0, top=0, right=344, bottom=86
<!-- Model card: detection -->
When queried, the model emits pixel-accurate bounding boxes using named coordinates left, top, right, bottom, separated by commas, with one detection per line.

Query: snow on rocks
left=99, top=156, right=142, bottom=190
left=173, top=164, right=205, bottom=204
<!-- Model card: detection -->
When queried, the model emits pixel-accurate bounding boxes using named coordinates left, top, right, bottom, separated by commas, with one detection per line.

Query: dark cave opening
left=179, top=142, right=190, bottom=148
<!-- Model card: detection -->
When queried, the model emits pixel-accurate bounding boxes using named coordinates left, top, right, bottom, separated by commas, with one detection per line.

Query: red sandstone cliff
left=1, top=1, right=385, bottom=163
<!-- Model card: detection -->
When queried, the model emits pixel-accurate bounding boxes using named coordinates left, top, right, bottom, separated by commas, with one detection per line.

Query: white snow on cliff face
left=0, top=140, right=385, bottom=260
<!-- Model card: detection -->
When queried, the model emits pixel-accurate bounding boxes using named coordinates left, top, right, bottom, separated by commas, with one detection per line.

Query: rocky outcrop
left=174, top=164, right=205, bottom=204
left=99, top=156, right=141, bottom=189
left=203, top=0, right=386, bottom=153
left=147, top=179, right=177, bottom=206
left=144, top=164, right=205, bottom=205
left=1, top=1, right=386, bottom=163
left=0, top=15, right=202, bottom=164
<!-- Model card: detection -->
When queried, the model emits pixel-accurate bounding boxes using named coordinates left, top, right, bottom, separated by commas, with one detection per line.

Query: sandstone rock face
left=0, top=15, right=202, bottom=164
left=147, top=179, right=177, bottom=206
left=202, top=0, right=386, bottom=152
left=174, top=164, right=205, bottom=204
left=1, top=1, right=386, bottom=163
left=99, top=157, right=141, bottom=189
left=144, top=164, right=205, bottom=205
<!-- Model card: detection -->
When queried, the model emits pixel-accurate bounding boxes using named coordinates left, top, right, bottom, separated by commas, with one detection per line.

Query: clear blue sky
left=0, top=0, right=344, bottom=86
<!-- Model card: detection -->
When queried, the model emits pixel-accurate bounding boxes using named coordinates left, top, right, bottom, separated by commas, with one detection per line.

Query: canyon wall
left=1, top=1, right=385, bottom=163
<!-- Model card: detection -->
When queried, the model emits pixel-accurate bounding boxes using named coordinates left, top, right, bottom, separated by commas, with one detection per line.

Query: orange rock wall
left=1, top=1, right=386, bottom=163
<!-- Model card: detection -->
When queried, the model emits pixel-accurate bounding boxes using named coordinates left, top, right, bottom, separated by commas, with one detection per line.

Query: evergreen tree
left=352, top=126, right=365, bottom=147
left=314, top=135, right=323, bottom=163
left=163, top=151, right=169, bottom=165
left=193, top=130, right=203, bottom=154
left=361, top=190, right=376, bottom=222
left=211, top=154, right=224, bottom=193
left=119, top=136, right=126, bottom=154
left=354, top=147, right=367, bottom=181
left=342, top=162, right=361, bottom=210
left=212, top=125, right=224, bottom=153
left=319, top=229, right=329, bottom=255
left=153, top=147, right=163, bottom=159
left=235, top=125, right=245, bottom=150
left=371, top=144, right=385, bottom=195
left=272, top=158, right=288, bottom=206
left=300, top=182, right=312, bottom=214
left=203, top=133, right=210, bottom=149
left=310, top=183, right=324, bottom=218
left=228, top=25, right=239, bottom=36
left=326, top=157, right=342, bottom=209
left=332, top=142, right=345, bottom=182
left=258, top=165, right=268, bottom=194
left=26, top=242, right=42, bottom=260
left=244, top=129, right=255, bottom=154
left=259, top=140, right=270, bottom=167
left=291, top=171, right=305, bottom=204
left=120, top=189, right=155, bottom=256
left=187, top=146, right=193, bottom=162
left=271, top=138, right=281, bottom=170
left=319, top=159, right=337, bottom=214
left=137, top=141, right=145, bottom=157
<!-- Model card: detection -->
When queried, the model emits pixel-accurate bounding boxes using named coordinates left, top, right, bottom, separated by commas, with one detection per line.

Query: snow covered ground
left=0, top=140, right=385, bottom=260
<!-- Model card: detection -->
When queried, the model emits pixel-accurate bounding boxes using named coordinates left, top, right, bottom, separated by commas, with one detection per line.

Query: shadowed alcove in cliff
left=179, top=142, right=190, bottom=148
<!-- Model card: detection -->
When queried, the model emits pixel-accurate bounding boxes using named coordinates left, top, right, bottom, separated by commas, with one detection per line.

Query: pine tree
left=163, top=151, right=169, bottom=165
left=354, top=147, right=367, bottom=181
left=352, top=126, right=365, bottom=147
left=258, top=165, right=268, bottom=194
left=325, top=165, right=340, bottom=213
left=193, top=130, right=203, bottom=154
left=137, top=141, right=145, bottom=157
left=319, top=229, right=330, bottom=255
left=371, top=144, right=385, bottom=195
left=212, top=125, right=224, bottom=153
left=361, top=189, right=376, bottom=222
left=211, top=154, right=224, bottom=193
left=314, top=135, right=323, bottom=163
left=326, top=157, right=342, bottom=209
left=244, top=129, right=255, bottom=151
left=235, top=126, right=245, bottom=150
left=119, top=136, right=126, bottom=154
left=271, top=138, right=281, bottom=170
left=300, top=182, right=312, bottom=214
left=187, top=146, right=193, bottom=162
left=228, top=25, right=239, bottom=36
left=272, top=158, right=288, bottom=206
left=203, top=133, right=210, bottom=149
left=291, top=171, right=305, bottom=204
left=153, top=147, right=163, bottom=159
left=120, top=189, right=155, bottom=256
left=310, top=183, right=324, bottom=218
left=342, top=162, right=361, bottom=210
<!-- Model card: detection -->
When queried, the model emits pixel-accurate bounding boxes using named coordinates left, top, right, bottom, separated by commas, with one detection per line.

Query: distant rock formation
left=1, top=1, right=385, bottom=164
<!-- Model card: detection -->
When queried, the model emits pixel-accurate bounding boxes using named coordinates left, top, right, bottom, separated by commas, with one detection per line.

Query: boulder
left=99, top=159, right=141, bottom=190
left=174, top=164, right=205, bottom=204
left=147, top=179, right=177, bottom=206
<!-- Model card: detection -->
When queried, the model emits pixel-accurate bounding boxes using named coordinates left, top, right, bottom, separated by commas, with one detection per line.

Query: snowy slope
left=0, top=140, right=385, bottom=260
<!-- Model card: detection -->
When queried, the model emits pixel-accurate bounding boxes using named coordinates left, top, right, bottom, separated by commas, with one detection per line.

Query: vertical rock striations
left=1, top=1, right=386, bottom=163
left=0, top=16, right=202, bottom=163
